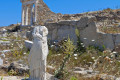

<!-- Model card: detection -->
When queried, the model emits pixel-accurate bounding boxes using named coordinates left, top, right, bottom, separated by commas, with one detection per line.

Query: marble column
left=27, top=5, right=32, bottom=25
left=30, top=4, right=34, bottom=25
left=34, top=1, right=38, bottom=24
left=21, top=0, right=37, bottom=26
left=22, top=7, right=25, bottom=25
left=34, top=4, right=36, bottom=23
left=25, top=6, right=29, bottom=25
left=30, top=4, right=36, bottom=25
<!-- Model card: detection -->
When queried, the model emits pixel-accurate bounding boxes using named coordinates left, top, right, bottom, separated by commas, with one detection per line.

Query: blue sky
left=0, top=0, right=120, bottom=26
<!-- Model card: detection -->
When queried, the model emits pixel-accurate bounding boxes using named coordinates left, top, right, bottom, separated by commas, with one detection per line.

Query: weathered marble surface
left=28, top=26, right=48, bottom=80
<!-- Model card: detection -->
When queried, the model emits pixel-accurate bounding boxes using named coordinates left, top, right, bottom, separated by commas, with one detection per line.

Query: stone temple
left=21, top=0, right=36, bottom=26
left=21, top=0, right=120, bottom=51
left=20, top=0, right=60, bottom=26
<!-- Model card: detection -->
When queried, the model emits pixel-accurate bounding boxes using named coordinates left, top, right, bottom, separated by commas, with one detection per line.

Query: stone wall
left=44, top=16, right=120, bottom=50
left=36, top=0, right=62, bottom=25
left=45, top=20, right=77, bottom=42
left=24, top=16, right=120, bottom=50
left=45, top=16, right=96, bottom=41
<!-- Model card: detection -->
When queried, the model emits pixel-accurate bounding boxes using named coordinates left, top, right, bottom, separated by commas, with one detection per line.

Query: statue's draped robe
left=28, top=26, right=48, bottom=80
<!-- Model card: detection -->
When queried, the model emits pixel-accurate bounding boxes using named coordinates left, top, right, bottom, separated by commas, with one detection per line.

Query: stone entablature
left=21, top=0, right=36, bottom=6
left=21, top=0, right=35, bottom=3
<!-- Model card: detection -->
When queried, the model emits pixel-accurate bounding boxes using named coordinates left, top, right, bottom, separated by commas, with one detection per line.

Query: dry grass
left=1, top=29, right=120, bottom=79
left=99, top=26, right=120, bottom=33
left=47, top=44, right=120, bottom=80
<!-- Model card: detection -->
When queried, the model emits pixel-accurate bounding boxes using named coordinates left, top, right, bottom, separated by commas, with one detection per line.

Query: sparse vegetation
left=47, top=35, right=120, bottom=80
left=55, top=37, right=75, bottom=79
left=99, top=26, right=120, bottom=33
left=1, top=6, right=120, bottom=80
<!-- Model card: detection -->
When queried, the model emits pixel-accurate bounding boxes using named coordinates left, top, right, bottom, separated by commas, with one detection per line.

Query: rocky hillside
left=35, top=0, right=62, bottom=25
left=1, top=7, right=120, bottom=80
left=36, top=0, right=120, bottom=33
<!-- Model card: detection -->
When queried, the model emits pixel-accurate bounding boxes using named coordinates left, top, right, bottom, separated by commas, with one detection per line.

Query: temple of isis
left=21, top=0, right=120, bottom=50
left=20, top=0, right=61, bottom=26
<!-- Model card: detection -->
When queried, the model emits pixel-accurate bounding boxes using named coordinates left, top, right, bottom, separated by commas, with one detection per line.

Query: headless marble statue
left=28, top=26, right=48, bottom=80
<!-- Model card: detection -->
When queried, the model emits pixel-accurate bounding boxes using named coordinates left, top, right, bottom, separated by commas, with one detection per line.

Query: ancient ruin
left=20, top=0, right=60, bottom=26
left=21, top=0, right=36, bottom=26
left=1, top=0, right=120, bottom=80
left=21, top=0, right=120, bottom=50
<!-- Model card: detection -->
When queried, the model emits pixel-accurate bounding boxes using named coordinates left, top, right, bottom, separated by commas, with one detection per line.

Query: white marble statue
left=28, top=26, right=48, bottom=80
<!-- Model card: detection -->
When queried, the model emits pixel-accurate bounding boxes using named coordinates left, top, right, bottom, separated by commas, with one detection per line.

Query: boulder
left=0, top=41, right=10, bottom=45
left=24, top=40, right=33, bottom=50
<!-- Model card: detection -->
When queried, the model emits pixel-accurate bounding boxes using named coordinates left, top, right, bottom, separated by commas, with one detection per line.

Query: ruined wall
left=45, top=17, right=96, bottom=42
left=36, top=0, right=62, bottom=25
left=21, top=0, right=120, bottom=50
left=44, top=16, right=120, bottom=50
left=45, top=20, right=77, bottom=42
left=23, top=12, right=120, bottom=50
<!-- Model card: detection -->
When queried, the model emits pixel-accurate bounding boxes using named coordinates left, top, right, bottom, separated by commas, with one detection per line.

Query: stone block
left=24, top=40, right=33, bottom=50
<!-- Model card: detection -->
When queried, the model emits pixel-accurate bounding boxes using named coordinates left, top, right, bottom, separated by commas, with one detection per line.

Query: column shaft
left=22, top=7, right=25, bottom=25
left=25, top=6, right=29, bottom=25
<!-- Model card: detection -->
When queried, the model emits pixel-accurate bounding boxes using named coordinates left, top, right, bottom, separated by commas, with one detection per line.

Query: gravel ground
left=0, top=73, right=58, bottom=80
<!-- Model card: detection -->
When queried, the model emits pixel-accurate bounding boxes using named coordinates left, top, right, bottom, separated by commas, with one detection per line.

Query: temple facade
left=21, top=0, right=59, bottom=26
left=21, top=0, right=37, bottom=26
